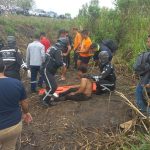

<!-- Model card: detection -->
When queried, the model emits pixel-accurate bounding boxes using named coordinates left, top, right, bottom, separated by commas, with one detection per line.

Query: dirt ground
left=19, top=67, right=135, bottom=150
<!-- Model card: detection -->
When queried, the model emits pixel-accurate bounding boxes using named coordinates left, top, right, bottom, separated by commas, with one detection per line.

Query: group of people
left=0, top=27, right=150, bottom=149
left=0, top=28, right=117, bottom=149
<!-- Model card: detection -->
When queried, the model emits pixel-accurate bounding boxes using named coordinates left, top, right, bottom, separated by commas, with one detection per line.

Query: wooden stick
left=115, top=90, right=147, bottom=119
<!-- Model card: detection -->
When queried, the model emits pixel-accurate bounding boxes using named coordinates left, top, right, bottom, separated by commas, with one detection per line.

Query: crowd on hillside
left=0, top=28, right=150, bottom=150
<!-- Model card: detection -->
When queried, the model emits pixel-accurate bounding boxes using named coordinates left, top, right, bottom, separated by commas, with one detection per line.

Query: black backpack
left=102, top=39, right=118, bottom=53
left=133, top=51, right=150, bottom=75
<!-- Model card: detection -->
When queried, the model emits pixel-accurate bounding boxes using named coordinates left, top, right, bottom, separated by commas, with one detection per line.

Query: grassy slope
left=0, top=15, right=75, bottom=53
left=1, top=15, right=150, bottom=150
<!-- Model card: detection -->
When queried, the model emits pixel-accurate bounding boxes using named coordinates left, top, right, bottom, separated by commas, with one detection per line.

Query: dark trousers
left=4, top=71, right=21, bottom=80
left=42, top=68, right=57, bottom=102
left=74, top=51, right=78, bottom=69
left=63, top=54, right=70, bottom=69
left=30, top=66, right=42, bottom=92
left=59, top=88, right=91, bottom=101
left=96, top=80, right=115, bottom=95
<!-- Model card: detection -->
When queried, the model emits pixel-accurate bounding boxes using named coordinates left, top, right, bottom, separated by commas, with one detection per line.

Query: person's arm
left=26, top=45, right=30, bottom=68
left=20, top=99, right=32, bottom=124
left=70, top=78, right=87, bottom=95
left=41, top=45, right=45, bottom=63
left=92, top=65, right=112, bottom=81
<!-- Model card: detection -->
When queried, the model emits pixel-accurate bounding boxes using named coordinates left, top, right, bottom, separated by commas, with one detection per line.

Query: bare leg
left=61, top=65, right=67, bottom=81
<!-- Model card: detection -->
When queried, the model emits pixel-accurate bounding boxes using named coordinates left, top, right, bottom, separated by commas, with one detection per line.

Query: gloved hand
left=91, top=75, right=100, bottom=82
left=21, top=63, right=28, bottom=71
left=63, top=63, right=66, bottom=67
left=27, top=70, right=31, bottom=78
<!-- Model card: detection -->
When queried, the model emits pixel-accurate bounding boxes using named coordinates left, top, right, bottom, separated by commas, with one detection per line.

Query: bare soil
left=18, top=67, right=135, bottom=150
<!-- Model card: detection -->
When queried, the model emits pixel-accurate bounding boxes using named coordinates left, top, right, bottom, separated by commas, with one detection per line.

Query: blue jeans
left=135, top=83, right=150, bottom=113
left=30, top=66, right=42, bottom=92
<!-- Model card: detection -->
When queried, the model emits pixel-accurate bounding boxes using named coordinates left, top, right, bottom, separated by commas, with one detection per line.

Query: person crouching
left=91, top=51, right=116, bottom=95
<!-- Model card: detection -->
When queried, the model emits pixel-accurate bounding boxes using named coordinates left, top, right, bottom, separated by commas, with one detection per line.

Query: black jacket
left=0, top=46, right=24, bottom=72
left=42, top=45, right=64, bottom=75
left=92, top=63, right=116, bottom=83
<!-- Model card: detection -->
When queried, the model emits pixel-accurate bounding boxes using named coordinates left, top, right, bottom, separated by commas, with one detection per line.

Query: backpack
left=133, top=52, right=150, bottom=75
left=102, top=40, right=118, bottom=53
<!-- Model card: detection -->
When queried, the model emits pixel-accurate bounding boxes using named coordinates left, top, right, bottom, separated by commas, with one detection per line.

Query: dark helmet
left=57, top=37, right=68, bottom=50
left=7, top=36, right=16, bottom=47
left=99, top=51, right=109, bottom=64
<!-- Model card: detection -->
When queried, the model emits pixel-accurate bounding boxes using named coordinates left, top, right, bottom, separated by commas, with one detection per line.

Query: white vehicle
left=29, top=10, right=36, bottom=16
left=34, top=9, right=47, bottom=17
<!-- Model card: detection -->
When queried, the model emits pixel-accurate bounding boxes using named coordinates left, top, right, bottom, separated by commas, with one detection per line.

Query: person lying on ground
left=0, top=59, right=32, bottom=150
left=133, top=35, right=150, bottom=114
left=40, top=39, right=68, bottom=107
left=90, top=51, right=116, bottom=95
left=77, top=29, right=92, bottom=68
left=58, top=29, right=71, bottom=81
left=58, top=65, right=93, bottom=101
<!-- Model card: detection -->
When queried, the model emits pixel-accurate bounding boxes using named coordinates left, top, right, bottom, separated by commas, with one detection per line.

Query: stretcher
left=38, top=83, right=97, bottom=95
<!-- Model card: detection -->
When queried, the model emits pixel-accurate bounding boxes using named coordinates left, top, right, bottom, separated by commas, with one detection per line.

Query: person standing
left=0, top=36, right=27, bottom=80
left=58, top=29, right=71, bottom=80
left=26, top=34, right=45, bottom=93
left=91, top=51, right=116, bottom=95
left=133, top=35, right=150, bottom=113
left=0, top=59, right=32, bottom=150
left=77, top=30, right=92, bottom=68
left=41, top=39, right=68, bottom=106
left=40, top=32, right=51, bottom=53
left=73, top=28, right=82, bottom=69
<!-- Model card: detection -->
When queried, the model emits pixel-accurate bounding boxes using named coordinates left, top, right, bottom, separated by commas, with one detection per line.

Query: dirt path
left=19, top=69, right=135, bottom=150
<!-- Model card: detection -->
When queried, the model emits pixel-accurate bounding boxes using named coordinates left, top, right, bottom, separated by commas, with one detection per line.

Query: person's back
left=0, top=59, right=32, bottom=150
left=1, top=46, right=20, bottom=72
left=0, top=78, right=25, bottom=130
left=0, top=36, right=25, bottom=80
left=40, top=32, right=51, bottom=53
left=81, top=77, right=93, bottom=97
left=27, top=41, right=45, bottom=66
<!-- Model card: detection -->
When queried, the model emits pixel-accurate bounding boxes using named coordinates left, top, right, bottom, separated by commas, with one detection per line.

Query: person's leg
left=77, top=56, right=82, bottom=68
left=95, top=80, right=115, bottom=95
left=67, top=53, right=70, bottom=69
left=43, top=69, right=57, bottom=105
left=30, top=66, right=39, bottom=92
left=38, top=67, right=44, bottom=88
left=61, top=56, right=67, bottom=81
left=59, top=88, right=78, bottom=97
left=74, top=51, right=78, bottom=69
left=135, top=83, right=148, bottom=112
left=82, top=57, right=91, bottom=67
left=0, top=122, right=22, bottom=150
left=65, top=93, right=90, bottom=101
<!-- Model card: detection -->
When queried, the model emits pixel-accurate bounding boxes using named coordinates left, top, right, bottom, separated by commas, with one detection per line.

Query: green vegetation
left=0, top=15, right=75, bottom=43
left=78, top=0, right=150, bottom=68
left=0, top=1, right=150, bottom=148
